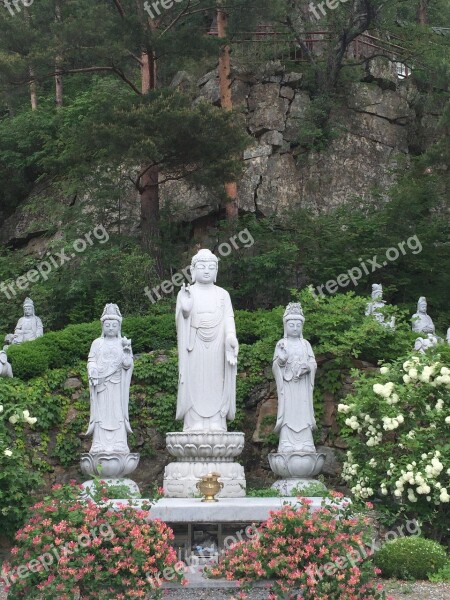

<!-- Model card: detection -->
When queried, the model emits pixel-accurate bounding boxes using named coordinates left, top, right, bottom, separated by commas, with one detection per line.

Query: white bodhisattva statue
left=0, top=348, right=13, bottom=378
left=412, top=297, right=435, bottom=334
left=7, top=298, right=43, bottom=345
left=268, top=302, right=325, bottom=495
left=176, top=249, right=239, bottom=432
left=81, top=304, right=139, bottom=485
left=365, top=284, right=395, bottom=329
left=87, top=304, right=133, bottom=453
left=273, top=302, right=317, bottom=453
left=164, top=249, right=245, bottom=498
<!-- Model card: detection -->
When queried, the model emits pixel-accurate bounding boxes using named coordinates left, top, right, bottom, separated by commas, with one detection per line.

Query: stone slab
left=107, top=496, right=333, bottom=522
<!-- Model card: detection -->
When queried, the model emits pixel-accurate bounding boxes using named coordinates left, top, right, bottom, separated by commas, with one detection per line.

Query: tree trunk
left=417, top=0, right=428, bottom=25
left=217, top=4, right=238, bottom=221
left=139, top=50, right=163, bottom=276
left=29, top=66, right=37, bottom=110
left=55, top=0, right=63, bottom=108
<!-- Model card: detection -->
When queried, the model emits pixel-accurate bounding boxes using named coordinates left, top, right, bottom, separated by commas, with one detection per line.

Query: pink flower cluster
left=1, top=482, right=183, bottom=599
left=208, top=494, right=392, bottom=600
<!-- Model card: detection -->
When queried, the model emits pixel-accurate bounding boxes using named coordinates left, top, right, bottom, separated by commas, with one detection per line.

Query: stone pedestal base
left=269, top=451, right=326, bottom=496
left=163, top=432, right=246, bottom=498
left=81, top=478, right=140, bottom=499
left=268, top=451, right=325, bottom=478
left=271, top=478, right=327, bottom=496
left=164, top=460, right=245, bottom=498
left=80, top=451, right=140, bottom=478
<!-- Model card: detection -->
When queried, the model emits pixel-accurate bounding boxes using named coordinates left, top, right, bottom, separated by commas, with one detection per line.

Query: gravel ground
left=160, top=581, right=450, bottom=599
left=3, top=580, right=450, bottom=599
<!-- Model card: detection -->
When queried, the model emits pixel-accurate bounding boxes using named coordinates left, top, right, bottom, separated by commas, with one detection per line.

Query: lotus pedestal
left=163, top=432, right=246, bottom=498
left=80, top=451, right=140, bottom=497
left=268, top=451, right=326, bottom=496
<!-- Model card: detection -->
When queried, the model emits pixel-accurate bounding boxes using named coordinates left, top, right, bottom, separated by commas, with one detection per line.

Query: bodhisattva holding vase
left=80, top=303, right=139, bottom=485
left=269, top=302, right=325, bottom=495
left=164, top=249, right=246, bottom=498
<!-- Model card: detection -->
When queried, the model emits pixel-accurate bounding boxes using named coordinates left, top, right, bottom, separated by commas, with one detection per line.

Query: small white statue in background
left=412, top=297, right=435, bottom=335
left=414, top=334, right=439, bottom=354
left=365, top=284, right=395, bottom=329
left=272, top=302, right=317, bottom=453
left=0, top=348, right=13, bottom=378
left=6, top=298, right=43, bottom=345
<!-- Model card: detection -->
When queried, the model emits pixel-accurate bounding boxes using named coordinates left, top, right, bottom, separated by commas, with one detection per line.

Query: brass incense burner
left=196, top=472, right=223, bottom=502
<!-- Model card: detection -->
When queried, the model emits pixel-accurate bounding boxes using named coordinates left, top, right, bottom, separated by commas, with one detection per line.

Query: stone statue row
left=365, top=283, right=449, bottom=352
left=1, top=253, right=448, bottom=500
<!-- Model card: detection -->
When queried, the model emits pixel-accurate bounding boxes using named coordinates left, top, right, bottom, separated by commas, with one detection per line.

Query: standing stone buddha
left=175, top=249, right=239, bottom=432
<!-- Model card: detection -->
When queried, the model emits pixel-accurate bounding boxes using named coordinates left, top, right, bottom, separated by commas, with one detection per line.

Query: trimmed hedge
left=5, top=291, right=417, bottom=380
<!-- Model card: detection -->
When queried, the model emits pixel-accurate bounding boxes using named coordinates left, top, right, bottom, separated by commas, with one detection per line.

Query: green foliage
left=5, top=313, right=176, bottom=380
left=83, top=476, right=141, bottom=502
left=374, top=536, right=448, bottom=580
left=290, top=482, right=329, bottom=498
left=428, top=561, right=450, bottom=583
left=246, top=488, right=281, bottom=497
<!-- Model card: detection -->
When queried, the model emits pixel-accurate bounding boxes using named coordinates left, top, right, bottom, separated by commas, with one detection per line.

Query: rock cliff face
left=0, top=62, right=440, bottom=250
left=163, top=61, right=433, bottom=221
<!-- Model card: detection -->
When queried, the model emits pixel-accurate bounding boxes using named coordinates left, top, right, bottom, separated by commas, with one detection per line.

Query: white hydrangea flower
left=380, top=366, right=389, bottom=374
left=408, top=368, right=418, bottom=380
left=403, top=374, right=411, bottom=384
left=441, top=367, right=450, bottom=376
left=445, top=416, right=450, bottom=425
left=435, top=399, right=444, bottom=412
left=3, top=449, right=12, bottom=457
left=420, top=365, right=435, bottom=383
left=369, top=458, right=377, bottom=467
left=8, top=415, right=18, bottom=424
left=439, top=488, right=450, bottom=503
left=0, top=405, right=3, bottom=413
left=22, top=410, right=30, bottom=419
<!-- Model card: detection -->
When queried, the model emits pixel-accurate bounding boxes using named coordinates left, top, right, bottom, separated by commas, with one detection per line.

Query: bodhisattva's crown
left=100, top=303, right=123, bottom=323
left=283, top=302, right=305, bottom=323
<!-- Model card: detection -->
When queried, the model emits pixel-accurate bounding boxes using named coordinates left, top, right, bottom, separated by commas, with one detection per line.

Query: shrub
left=207, top=494, right=391, bottom=600
left=0, top=391, right=42, bottom=537
left=374, top=536, right=448, bottom=580
left=1, top=483, right=184, bottom=599
left=338, top=348, right=450, bottom=541
left=428, top=561, right=450, bottom=583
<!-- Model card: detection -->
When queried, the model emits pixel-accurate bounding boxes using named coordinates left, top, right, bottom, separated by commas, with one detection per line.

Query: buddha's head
left=23, top=298, right=35, bottom=317
left=100, top=304, right=122, bottom=338
left=191, top=249, right=218, bottom=284
left=417, top=296, right=427, bottom=314
left=283, top=302, right=305, bottom=339
left=371, top=284, right=383, bottom=301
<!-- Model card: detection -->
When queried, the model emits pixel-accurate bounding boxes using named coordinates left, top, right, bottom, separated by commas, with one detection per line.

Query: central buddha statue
left=175, top=249, right=239, bottom=432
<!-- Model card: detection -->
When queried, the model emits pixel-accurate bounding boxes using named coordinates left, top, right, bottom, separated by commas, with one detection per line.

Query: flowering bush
left=207, top=495, right=391, bottom=600
left=0, top=394, right=41, bottom=536
left=338, top=347, right=450, bottom=541
left=1, top=483, right=184, bottom=599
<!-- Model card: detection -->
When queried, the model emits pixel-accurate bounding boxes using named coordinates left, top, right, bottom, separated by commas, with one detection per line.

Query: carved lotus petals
left=268, top=451, right=325, bottom=479
left=80, top=452, right=140, bottom=478
left=166, top=432, right=244, bottom=460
